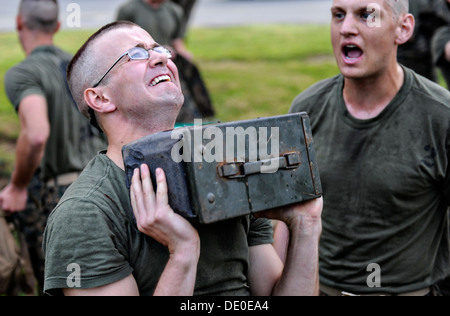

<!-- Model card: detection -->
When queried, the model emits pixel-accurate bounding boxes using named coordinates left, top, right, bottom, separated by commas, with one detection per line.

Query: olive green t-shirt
left=117, top=0, right=185, bottom=45
left=290, top=66, right=450, bottom=294
left=4, top=45, right=106, bottom=182
left=43, top=153, right=273, bottom=296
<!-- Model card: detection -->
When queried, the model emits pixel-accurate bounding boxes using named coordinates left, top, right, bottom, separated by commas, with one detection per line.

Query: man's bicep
left=44, top=200, right=134, bottom=295
left=248, top=244, right=283, bottom=296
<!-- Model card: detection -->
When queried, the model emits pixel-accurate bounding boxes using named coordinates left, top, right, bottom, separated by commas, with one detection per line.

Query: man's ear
left=53, top=21, right=61, bottom=34
left=16, top=15, right=24, bottom=31
left=395, top=13, right=415, bottom=45
left=84, top=88, right=117, bottom=114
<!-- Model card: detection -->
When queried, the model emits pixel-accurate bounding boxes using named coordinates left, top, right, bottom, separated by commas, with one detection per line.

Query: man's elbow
left=445, top=41, right=450, bottom=62
left=27, top=126, right=50, bottom=150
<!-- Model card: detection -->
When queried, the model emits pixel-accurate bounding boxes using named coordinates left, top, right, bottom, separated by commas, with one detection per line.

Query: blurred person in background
left=431, top=0, right=450, bottom=88
left=172, top=0, right=197, bottom=37
left=397, top=0, right=450, bottom=82
left=431, top=0, right=450, bottom=296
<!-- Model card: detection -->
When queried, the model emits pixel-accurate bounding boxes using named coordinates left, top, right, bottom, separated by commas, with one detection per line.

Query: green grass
left=0, top=24, right=337, bottom=177
left=188, top=25, right=338, bottom=121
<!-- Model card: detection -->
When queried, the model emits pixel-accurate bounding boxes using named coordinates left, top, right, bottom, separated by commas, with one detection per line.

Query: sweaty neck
left=103, top=115, right=176, bottom=171
left=343, top=64, right=405, bottom=120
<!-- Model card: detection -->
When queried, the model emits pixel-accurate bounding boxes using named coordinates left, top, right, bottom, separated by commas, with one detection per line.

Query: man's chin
left=339, top=66, right=368, bottom=80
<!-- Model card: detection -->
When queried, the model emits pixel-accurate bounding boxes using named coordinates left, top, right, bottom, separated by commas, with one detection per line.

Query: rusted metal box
left=122, top=113, right=322, bottom=224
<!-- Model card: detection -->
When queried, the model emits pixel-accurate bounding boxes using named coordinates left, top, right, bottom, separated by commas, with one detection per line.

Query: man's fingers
left=130, top=168, right=144, bottom=222
left=130, top=165, right=172, bottom=233
left=155, top=168, right=169, bottom=208
left=140, top=164, right=156, bottom=206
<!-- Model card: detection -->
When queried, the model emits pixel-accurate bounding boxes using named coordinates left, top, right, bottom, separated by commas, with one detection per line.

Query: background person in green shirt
left=0, top=0, right=106, bottom=293
left=43, top=21, right=323, bottom=296
left=431, top=1, right=450, bottom=295
left=288, top=0, right=450, bottom=295
left=397, top=0, right=450, bottom=82
left=432, top=23, right=450, bottom=88
left=172, top=0, right=197, bottom=37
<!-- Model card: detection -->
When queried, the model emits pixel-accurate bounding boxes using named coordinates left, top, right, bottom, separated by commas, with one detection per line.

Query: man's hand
left=130, top=164, right=200, bottom=295
left=130, top=164, right=200, bottom=254
left=0, top=183, right=28, bottom=213
left=252, top=197, right=323, bottom=296
left=256, top=197, right=323, bottom=237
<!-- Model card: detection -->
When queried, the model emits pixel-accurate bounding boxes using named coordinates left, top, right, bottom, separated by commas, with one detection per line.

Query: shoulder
left=5, top=58, right=35, bottom=81
left=51, top=154, right=130, bottom=221
left=290, top=75, right=342, bottom=114
left=6, top=46, right=71, bottom=82
left=52, top=46, right=73, bottom=62
left=407, top=67, right=450, bottom=112
left=5, top=59, right=46, bottom=109
left=164, top=1, right=183, bottom=17
left=43, top=154, right=134, bottom=295
left=118, top=0, right=140, bottom=10
left=117, top=0, right=140, bottom=17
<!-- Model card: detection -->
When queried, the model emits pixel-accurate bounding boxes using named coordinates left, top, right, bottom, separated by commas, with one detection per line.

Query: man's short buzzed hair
left=19, top=0, right=59, bottom=33
left=386, top=0, right=409, bottom=19
left=67, top=21, right=139, bottom=124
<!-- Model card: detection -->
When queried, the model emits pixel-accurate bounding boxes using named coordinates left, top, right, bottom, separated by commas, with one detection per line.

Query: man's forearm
left=272, top=216, right=322, bottom=296
left=11, top=131, right=45, bottom=189
left=12, top=95, right=49, bottom=189
left=154, top=245, right=200, bottom=296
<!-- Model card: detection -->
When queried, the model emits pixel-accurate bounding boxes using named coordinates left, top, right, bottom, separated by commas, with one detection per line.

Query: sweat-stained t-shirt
left=290, top=66, right=450, bottom=294
left=43, top=152, right=274, bottom=296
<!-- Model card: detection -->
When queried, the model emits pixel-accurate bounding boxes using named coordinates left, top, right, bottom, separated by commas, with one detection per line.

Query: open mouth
left=343, top=44, right=363, bottom=60
left=149, top=75, right=172, bottom=87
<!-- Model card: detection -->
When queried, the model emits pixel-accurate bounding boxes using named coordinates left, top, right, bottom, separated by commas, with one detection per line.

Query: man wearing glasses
left=0, top=0, right=106, bottom=293
left=43, top=21, right=323, bottom=296
left=117, top=0, right=215, bottom=124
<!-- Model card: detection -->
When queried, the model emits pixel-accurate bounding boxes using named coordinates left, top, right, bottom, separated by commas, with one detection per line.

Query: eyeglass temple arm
left=93, top=53, right=128, bottom=88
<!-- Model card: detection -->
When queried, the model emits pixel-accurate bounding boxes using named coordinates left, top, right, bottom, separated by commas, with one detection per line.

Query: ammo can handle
left=217, top=152, right=301, bottom=179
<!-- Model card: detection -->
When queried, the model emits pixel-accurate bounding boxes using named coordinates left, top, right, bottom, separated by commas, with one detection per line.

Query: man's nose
left=148, top=50, right=169, bottom=68
left=340, top=14, right=359, bottom=37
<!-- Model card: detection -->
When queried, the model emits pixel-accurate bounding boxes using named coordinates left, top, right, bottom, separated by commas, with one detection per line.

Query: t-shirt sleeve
left=4, top=66, right=46, bottom=112
left=289, top=93, right=308, bottom=114
left=247, top=217, right=273, bottom=247
left=43, top=198, right=133, bottom=295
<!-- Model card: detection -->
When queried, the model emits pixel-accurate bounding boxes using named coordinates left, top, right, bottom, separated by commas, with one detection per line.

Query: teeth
left=344, top=44, right=363, bottom=60
left=150, top=75, right=171, bottom=87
